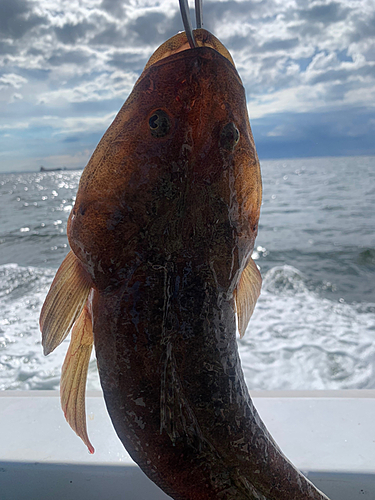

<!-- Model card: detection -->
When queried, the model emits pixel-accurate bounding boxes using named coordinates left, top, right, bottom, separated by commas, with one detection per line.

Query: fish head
left=67, top=29, right=262, bottom=294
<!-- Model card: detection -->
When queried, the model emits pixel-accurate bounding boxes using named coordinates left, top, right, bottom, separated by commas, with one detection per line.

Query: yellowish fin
left=235, top=258, right=262, bottom=338
left=60, top=304, right=95, bottom=454
left=40, top=250, right=92, bottom=355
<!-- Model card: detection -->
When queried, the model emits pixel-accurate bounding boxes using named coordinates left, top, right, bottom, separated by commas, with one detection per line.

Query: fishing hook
left=179, top=0, right=204, bottom=49
left=195, top=0, right=203, bottom=29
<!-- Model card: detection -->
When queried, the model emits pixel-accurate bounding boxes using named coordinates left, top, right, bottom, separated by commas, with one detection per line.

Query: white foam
left=1, top=263, right=374, bottom=392
left=239, top=265, right=375, bottom=390
left=0, top=263, right=100, bottom=391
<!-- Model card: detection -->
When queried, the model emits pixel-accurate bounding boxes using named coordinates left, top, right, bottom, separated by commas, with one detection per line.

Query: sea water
left=0, top=156, right=374, bottom=391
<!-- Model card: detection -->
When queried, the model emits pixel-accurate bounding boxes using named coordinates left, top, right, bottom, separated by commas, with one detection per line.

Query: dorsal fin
left=40, top=250, right=92, bottom=355
left=235, top=258, right=262, bottom=338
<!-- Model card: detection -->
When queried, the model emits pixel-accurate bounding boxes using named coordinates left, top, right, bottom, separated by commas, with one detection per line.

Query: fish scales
left=40, top=29, right=330, bottom=500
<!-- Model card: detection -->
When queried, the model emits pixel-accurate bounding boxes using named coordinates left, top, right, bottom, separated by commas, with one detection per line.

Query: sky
left=0, top=0, right=375, bottom=173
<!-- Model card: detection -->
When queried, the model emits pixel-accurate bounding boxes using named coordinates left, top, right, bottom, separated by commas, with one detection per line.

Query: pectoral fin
left=60, top=304, right=94, bottom=454
left=40, top=250, right=92, bottom=355
left=235, top=258, right=262, bottom=338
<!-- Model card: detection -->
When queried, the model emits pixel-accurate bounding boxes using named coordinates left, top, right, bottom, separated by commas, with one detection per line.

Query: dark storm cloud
left=297, top=2, right=349, bottom=25
left=0, top=0, right=45, bottom=39
left=55, top=21, right=95, bottom=45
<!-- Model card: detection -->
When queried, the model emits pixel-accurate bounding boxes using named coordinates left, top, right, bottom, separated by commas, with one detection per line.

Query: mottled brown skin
left=68, top=47, right=260, bottom=294
left=67, top=32, right=329, bottom=500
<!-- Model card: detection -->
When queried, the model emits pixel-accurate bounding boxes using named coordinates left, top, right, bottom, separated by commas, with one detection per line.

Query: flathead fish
left=40, top=27, right=330, bottom=500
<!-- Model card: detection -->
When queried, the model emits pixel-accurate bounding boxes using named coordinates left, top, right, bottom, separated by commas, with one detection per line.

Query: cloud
left=349, top=13, right=375, bottom=42
left=100, top=0, right=127, bottom=18
left=0, top=120, right=29, bottom=130
left=10, top=92, right=23, bottom=102
left=47, top=48, right=93, bottom=67
left=130, top=11, right=169, bottom=45
left=0, top=0, right=375, bottom=172
left=266, top=124, right=290, bottom=137
left=0, top=40, right=17, bottom=55
left=297, top=2, right=349, bottom=25
left=55, top=21, right=95, bottom=45
left=36, top=70, right=137, bottom=106
left=89, top=22, right=127, bottom=46
left=0, top=73, right=28, bottom=88
left=252, top=106, right=375, bottom=159
left=108, top=51, right=147, bottom=72
left=257, top=37, right=300, bottom=53
left=203, top=0, right=262, bottom=31
left=0, top=0, right=45, bottom=39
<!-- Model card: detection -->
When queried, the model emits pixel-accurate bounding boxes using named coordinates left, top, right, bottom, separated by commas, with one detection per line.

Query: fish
left=40, top=27, right=330, bottom=500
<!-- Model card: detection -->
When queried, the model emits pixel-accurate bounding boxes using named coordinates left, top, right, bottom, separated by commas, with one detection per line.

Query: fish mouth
left=136, top=28, right=238, bottom=83
left=138, top=43, right=243, bottom=94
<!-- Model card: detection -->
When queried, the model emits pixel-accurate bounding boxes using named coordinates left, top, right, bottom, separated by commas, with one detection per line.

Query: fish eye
left=149, top=110, right=171, bottom=138
left=220, top=122, right=240, bottom=151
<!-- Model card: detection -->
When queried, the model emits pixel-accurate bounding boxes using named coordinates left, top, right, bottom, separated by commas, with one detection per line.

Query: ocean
left=1, top=155, right=374, bottom=391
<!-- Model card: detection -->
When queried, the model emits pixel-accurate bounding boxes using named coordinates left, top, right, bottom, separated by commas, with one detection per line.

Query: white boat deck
left=1, top=390, right=374, bottom=499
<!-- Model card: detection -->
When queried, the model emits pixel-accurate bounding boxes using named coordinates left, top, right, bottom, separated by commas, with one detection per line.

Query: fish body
left=40, top=29, right=329, bottom=500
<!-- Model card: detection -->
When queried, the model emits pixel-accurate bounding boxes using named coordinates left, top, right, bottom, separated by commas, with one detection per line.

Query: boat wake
left=1, top=262, right=374, bottom=391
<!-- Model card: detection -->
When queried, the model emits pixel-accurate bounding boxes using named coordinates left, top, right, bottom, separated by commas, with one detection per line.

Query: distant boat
left=40, top=166, right=67, bottom=172
left=40, top=166, right=82, bottom=172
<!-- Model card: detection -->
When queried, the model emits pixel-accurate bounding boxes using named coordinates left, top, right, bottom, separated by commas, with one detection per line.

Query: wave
left=1, top=263, right=374, bottom=392
left=239, top=265, right=375, bottom=390
left=0, top=263, right=99, bottom=391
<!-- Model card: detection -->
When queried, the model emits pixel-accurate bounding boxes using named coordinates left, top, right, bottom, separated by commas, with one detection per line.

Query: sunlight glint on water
left=0, top=157, right=374, bottom=391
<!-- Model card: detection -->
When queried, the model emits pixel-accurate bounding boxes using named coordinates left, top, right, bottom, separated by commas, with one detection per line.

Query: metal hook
left=179, top=0, right=204, bottom=48
left=195, top=0, right=203, bottom=29
left=179, top=0, right=197, bottom=48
